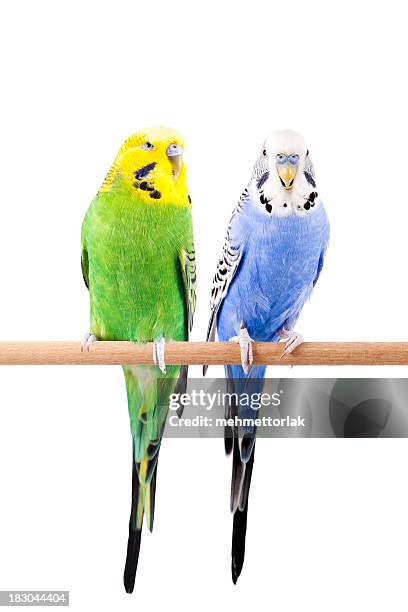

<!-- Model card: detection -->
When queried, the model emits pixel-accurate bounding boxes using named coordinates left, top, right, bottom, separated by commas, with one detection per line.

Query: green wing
left=81, top=216, right=90, bottom=290
left=81, top=247, right=89, bottom=290
left=179, top=247, right=196, bottom=337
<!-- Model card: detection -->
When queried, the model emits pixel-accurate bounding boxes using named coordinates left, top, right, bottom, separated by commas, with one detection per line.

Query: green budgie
left=81, top=126, right=196, bottom=592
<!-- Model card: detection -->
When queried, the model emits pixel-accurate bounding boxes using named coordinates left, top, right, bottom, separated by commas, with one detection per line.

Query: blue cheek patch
left=304, top=170, right=316, bottom=187
left=257, top=171, right=269, bottom=189
left=134, top=162, right=157, bottom=180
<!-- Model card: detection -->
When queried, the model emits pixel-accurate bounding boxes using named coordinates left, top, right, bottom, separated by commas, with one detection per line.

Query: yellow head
left=100, top=126, right=190, bottom=206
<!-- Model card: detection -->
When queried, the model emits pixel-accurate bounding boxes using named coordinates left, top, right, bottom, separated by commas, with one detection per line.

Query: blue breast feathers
left=217, top=201, right=330, bottom=343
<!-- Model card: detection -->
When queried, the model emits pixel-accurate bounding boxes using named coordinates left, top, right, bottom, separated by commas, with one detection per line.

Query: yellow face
left=100, top=126, right=190, bottom=206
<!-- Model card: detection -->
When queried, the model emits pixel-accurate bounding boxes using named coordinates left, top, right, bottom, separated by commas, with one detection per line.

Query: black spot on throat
left=139, top=181, right=154, bottom=191
left=303, top=191, right=318, bottom=210
left=150, top=190, right=161, bottom=200
left=260, top=191, right=273, bottom=213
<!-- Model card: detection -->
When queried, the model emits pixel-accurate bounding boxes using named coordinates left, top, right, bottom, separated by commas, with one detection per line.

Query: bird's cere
left=166, top=143, right=183, bottom=157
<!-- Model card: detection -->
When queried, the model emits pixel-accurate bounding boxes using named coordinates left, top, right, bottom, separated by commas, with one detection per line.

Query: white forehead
left=264, top=130, right=307, bottom=156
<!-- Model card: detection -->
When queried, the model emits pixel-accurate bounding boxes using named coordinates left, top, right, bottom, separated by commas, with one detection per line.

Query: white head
left=250, top=129, right=319, bottom=217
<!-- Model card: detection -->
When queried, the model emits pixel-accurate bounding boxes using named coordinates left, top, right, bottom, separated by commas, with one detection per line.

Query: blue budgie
left=205, top=130, right=330, bottom=583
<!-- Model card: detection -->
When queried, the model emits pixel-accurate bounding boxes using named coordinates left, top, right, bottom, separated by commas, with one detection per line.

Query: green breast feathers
left=81, top=183, right=195, bottom=343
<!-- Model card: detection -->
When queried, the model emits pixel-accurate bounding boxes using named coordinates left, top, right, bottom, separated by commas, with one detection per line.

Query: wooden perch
left=0, top=341, right=406, bottom=365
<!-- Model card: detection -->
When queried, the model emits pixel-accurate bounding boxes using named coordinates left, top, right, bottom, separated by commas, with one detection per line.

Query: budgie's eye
left=141, top=142, right=154, bottom=150
left=263, top=149, right=267, bottom=157
left=288, top=154, right=299, bottom=166
left=276, top=154, right=287, bottom=165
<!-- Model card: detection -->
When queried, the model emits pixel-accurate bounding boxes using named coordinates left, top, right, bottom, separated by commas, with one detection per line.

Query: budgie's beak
left=167, top=143, right=183, bottom=179
left=277, top=163, right=297, bottom=190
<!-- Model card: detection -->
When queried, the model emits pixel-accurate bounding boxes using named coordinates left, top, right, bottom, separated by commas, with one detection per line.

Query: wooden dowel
left=0, top=341, right=406, bottom=365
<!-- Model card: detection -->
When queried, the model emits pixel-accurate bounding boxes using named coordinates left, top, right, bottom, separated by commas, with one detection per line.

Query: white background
left=1, top=1, right=408, bottom=610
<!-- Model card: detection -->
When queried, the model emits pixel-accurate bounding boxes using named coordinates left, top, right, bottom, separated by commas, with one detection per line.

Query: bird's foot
left=279, top=328, right=304, bottom=358
left=229, top=328, right=254, bottom=375
left=153, top=336, right=166, bottom=373
left=81, top=332, right=98, bottom=352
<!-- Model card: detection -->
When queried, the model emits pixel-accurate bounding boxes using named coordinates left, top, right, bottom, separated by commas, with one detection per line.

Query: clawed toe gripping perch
left=80, top=333, right=98, bottom=352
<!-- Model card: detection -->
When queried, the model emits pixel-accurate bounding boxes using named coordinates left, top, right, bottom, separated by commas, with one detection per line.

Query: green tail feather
left=123, top=364, right=180, bottom=592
